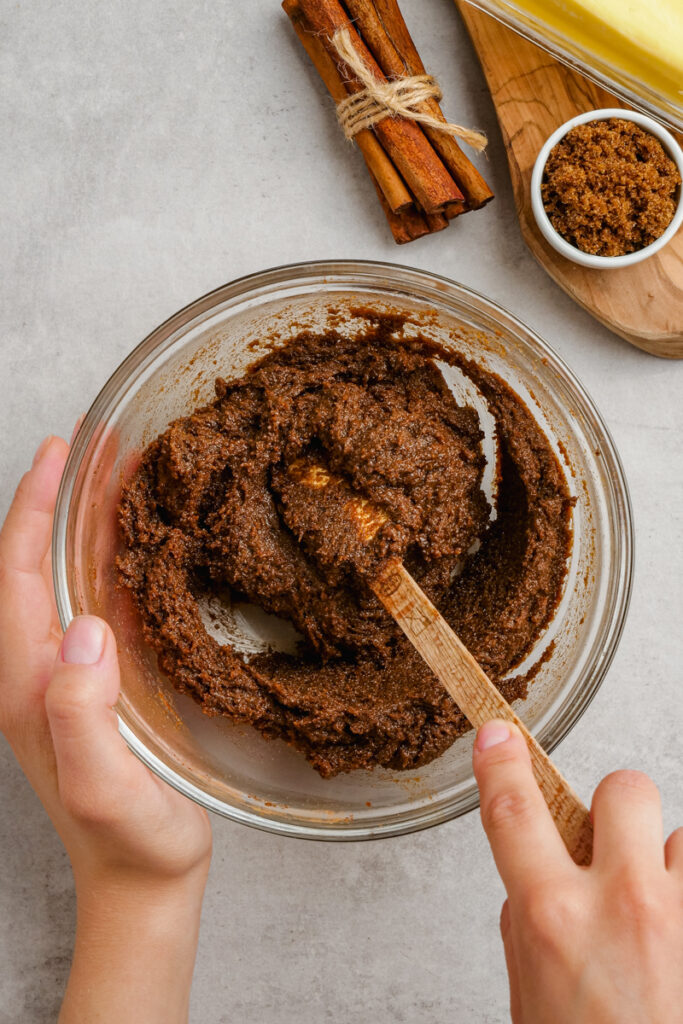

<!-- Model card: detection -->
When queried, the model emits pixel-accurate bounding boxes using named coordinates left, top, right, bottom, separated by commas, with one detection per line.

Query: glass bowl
left=53, top=260, right=633, bottom=840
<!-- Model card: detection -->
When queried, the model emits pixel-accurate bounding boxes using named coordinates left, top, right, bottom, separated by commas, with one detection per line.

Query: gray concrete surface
left=1, top=1, right=681, bottom=1021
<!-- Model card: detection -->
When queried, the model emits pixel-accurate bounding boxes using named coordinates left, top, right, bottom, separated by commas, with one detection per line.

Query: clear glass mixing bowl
left=53, top=261, right=633, bottom=840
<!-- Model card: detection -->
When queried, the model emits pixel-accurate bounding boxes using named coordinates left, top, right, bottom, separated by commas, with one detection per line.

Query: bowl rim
left=530, top=107, right=683, bottom=269
left=53, top=259, right=635, bottom=841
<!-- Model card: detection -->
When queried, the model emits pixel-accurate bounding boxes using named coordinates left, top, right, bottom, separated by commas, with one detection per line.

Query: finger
left=591, top=770, right=664, bottom=870
left=0, top=436, right=69, bottom=576
left=500, top=900, right=523, bottom=1024
left=473, top=720, right=573, bottom=896
left=70, top=413, right=85, bottom=446
left=0, top=438, right=69, bottom=710
left=45, top=616, right=136, bottom=821
left=665, top=827, right=683, bottom=873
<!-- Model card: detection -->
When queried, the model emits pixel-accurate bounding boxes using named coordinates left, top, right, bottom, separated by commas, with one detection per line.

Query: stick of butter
left=487, top=0, right=682, bottom=117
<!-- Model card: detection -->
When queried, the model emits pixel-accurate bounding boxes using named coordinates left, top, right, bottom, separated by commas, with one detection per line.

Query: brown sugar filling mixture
left=542, top=118, right=681, bottom=257
left=117, top=318, right=573, bottom=777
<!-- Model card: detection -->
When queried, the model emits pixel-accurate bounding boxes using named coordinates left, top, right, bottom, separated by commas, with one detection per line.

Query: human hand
left=473, top=720, right=683, bottom=1024
left=0, top=436, right=212, bottom=1023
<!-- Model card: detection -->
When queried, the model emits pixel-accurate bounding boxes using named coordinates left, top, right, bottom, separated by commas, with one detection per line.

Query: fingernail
left=62, top=616, right=106, bottom=665
left=32, top=436, right=54, bottom=467
left=476, top=721, right=512, bottom=751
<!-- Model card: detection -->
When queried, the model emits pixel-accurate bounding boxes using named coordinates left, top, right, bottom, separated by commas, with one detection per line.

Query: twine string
left=332, top=28, right=487, bottom=152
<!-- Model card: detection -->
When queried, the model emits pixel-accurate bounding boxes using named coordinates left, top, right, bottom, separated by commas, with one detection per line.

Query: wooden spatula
left=282, top=458, right=594, bottom=865
left=371, top=561, right=593, bottom=864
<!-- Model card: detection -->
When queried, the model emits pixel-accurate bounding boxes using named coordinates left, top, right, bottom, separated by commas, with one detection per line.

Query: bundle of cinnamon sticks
left=283, top=0, right=493, bottom=243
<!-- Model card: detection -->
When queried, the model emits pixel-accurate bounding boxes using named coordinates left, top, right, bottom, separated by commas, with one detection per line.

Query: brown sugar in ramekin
left=541, top=118, right=681, bottom=257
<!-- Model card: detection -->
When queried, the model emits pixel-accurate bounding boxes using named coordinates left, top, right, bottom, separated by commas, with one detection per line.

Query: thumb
left=473, top=720, right=570, bottom=895
left=45, top=616, right=132, bottom=821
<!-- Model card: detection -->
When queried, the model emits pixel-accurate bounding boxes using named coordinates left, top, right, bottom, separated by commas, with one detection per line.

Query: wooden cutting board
left=456, top=2, right=683, bottom=358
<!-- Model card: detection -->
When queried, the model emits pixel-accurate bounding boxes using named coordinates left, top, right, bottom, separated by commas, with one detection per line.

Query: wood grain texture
left=373, top=562, right=594, bottom=866
left=455, top=2, right=683, bottom=358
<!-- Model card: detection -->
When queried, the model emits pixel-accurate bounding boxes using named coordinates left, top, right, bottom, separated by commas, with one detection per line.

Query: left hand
left=0, top=434, right=212, bottom=897
left=0, top=435, right=213, bottom=1023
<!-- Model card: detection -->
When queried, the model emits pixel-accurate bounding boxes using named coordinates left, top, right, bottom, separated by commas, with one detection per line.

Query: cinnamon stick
left=297, top=0, right=464, bottom=213
left=425, top=210, right=450, bottom=232
left=286, top=0, right=439, bottom=240
left=347, top=0, right=494, bottom=208
left=444, top=200, right=467, bottom=218
left=285, top=0, right=446, bottom=242
left=369, top=172, right=431, bottom=242
left=283, top=0, right=413, bottom=213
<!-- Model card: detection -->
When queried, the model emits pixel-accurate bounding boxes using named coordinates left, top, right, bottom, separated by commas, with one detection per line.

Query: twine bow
left=332, top=28, right=487, bottom=152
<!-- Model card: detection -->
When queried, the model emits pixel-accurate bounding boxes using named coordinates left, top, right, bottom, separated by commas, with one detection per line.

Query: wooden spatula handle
left=373, top=563, right=593, bottom=865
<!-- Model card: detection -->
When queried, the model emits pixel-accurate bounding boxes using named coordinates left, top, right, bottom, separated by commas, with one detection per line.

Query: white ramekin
left=531, top=108, right=683, bottom=269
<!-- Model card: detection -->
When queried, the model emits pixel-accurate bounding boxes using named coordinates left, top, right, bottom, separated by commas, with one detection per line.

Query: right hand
left=473, top=719, right=683, bottom=1024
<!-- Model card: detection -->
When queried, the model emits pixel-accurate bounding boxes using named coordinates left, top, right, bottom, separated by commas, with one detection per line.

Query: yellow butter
left=497, top=0, right=683, bottom=111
